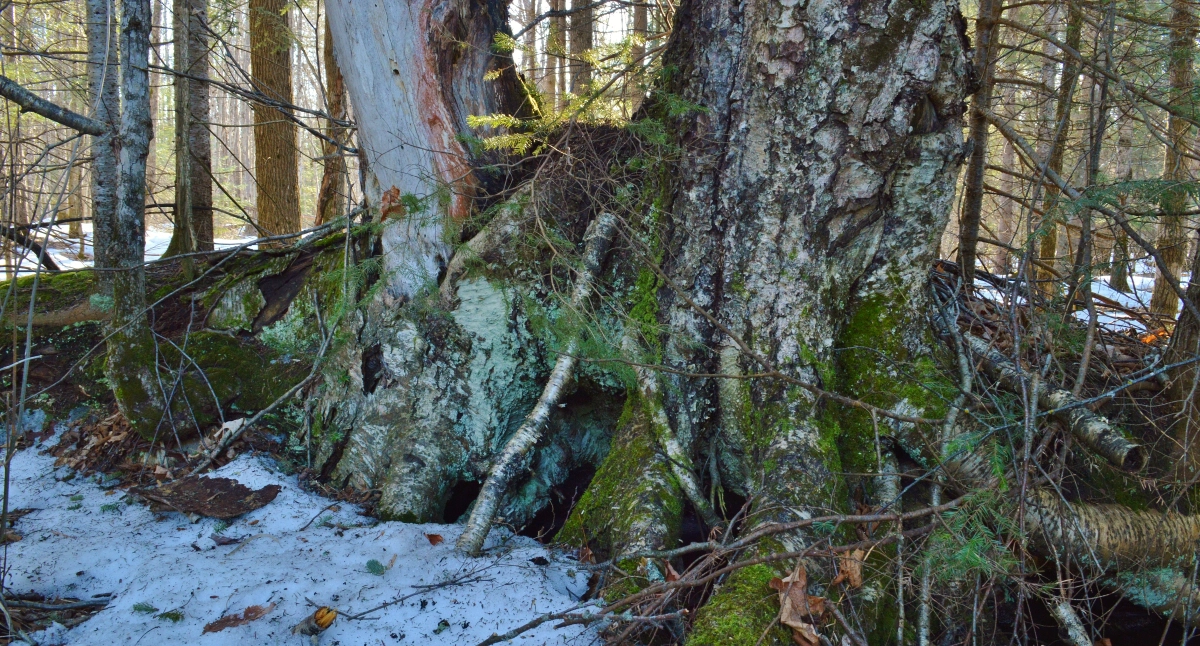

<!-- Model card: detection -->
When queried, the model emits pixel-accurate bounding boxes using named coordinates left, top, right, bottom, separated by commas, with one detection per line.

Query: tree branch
left=0, top=75, right=107, bottom=135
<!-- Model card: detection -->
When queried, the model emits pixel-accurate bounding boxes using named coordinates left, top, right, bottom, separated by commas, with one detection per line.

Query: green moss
left=0, top=269, right=96, bottom=318
left=558, top=394, right=682, bottom=557
left=687, top=563, right=790, bottom=646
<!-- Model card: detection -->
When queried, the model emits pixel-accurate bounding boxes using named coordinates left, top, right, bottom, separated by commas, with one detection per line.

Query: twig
left=3, top=598, right=110, bottom=610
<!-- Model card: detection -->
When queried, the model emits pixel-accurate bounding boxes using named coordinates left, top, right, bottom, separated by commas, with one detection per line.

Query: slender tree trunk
left=567, top=0, right=592, bottom=94
left=166, top=0, right=213, bottom=255
left=1110, top=125, right=1133, bottom=292
left=314, top=19, right=346, bottom=227
left=249, top=0, right=300, bottom=241
left=1160, top=0, right=1200, bottom=484
left=547, top=0, right=566, bottom=109
left=1150, top=0, right=1196, bottom=317
left=996, top=83, right=1017, bottom=274
left=146, top=0, right=162, bottom=197
left=109, top=0, right=164, bottom=438
left=1037, top=2, right=1082, bottom=297
left=957, top=0, right=1000, bottom=284
left=87, top=0, right=120, bottom=289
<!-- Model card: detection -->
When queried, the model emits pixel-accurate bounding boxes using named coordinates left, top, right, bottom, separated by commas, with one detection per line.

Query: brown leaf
left=425, top=533, right=444, bottom=546
left=0, top=531, right=21, bottom=544
left=141, top=477, right=281, bottom=519
left=1094, top=639, right=1112, bottom=646
left=836, top=549, right=864, bottom=589
left=380, top=186, right=406, bottom=220
left=203, top=603, right=275, bottom=633
left=578, top=546, right=595, bottom=564
left=663, top=560, right=681, bottom=582
left=770, top=562, right=826, bottom=646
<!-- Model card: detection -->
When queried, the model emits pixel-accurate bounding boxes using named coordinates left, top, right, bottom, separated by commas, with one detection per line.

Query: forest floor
left=0, top=415, right=595, bottom=645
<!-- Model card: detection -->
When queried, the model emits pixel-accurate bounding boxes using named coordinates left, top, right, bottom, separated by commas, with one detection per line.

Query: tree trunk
left=250, top=0, right=300, bottom=241
left=166, top=0, right=213, bottom=256
left=109, top=0, right=164, bottom=439
left=1036, top=2, right=1082, bottom=297
left=1110, top=125, right=1133, bottom=292
left=314, top=19, right=346, bottom=227
left=546, top=0, right=566, bottom=109
left=318, top=0, right=968, bottom=639
left=1150, top=0, right=1196, bottom=318
left=87, top=0, right=120, bottom=290
left=957, top=0, right=1000, bottom=284
left=567, top=0, right=592, bottom=94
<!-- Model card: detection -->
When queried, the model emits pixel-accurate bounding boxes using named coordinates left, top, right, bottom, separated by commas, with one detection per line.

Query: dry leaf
left=380, top=186, right=406, bottom=220
left=578, top=546, right=595, bottom=564
left=663, top=560, right=681, bottom=582
left=831, top=549, right=864, bottom=589
left=425, top=533, right=444, bottom=546
left=387, top=554, right=398, bottom=569
left=769, top=562, right=826, bottom=646
left=203, top=603, right=275, bottom=633
left=1094, top=639, right=1112, bottom=646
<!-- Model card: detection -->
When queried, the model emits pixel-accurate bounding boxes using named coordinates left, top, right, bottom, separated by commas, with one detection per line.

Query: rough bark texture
left=87, top=0, right=120, bottom=289
left=166, top=0, right=214, bottom=256
left=250, top=0, right=300, bottom=240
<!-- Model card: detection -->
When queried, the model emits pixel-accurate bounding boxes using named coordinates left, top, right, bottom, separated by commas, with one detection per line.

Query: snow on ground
left=15, top=224, right=255, bottom=277
left=973, top=270, right=1193, bottom=335
left=3, top=425, right=596, bottom=646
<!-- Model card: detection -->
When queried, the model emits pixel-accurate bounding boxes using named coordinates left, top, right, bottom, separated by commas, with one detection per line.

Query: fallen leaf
left=202, top=603, right=275, bottom=633
left=140, top=477, right=281, bottom=519
left=387, top=554, right=398, bottom=569
left=578, top=546, right=595, bottom=564
left=830, top=549, right=864, bottom=589
left=0, top=531, right=21, bottom=544
left=380, top=186, right=406, bottom=220
left=1094, top=639, right=1112, bottom=646
left=664, top=560, right=681, bottom=582
left=769, top=562, right=826, bottom=646
left=210, top=533, right=242, bottom=546
left=425, top=533, right=443, bottom=546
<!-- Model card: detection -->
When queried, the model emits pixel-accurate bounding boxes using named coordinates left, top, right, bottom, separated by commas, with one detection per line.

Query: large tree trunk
left=87, top=0, right=120, bottom=290
left=249, top=0, right=300, bottom=240
left=316, top=0, right=968, bottom=642
left=165, top=0, right=214, bottom=256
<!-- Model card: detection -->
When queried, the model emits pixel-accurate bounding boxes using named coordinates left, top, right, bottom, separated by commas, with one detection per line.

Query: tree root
left=964, top=332, right=1146, bottom=470
left=457, top=212, right=617, bottom=556
left=623, top=334, right=721, bottom=530
left=439, top=188, right=528, bottom=304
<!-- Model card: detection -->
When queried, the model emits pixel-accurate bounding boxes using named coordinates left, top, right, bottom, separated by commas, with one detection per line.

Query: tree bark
left=250, top=0, right=300, bottom=241
left=87, top=0, right=120, bottom=290
left=109, top=0, right=164, bottom=439
left=166, top=0, right=213, bottom=256
left=314, top=19, right=346, bottom=227
left=1150, top=0, right=1196, bottom=318
left=1110, top=125, right=1133, bottom=292
left=567, top=0, right=592, bottom=94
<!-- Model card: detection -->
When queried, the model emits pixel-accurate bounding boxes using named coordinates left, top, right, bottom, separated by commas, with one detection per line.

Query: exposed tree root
left=964, top=332, right=1147, bottom=470
left=623, top=334, right=721, bottom=531
left=438, top=188, right=528, bottom=304
left=457, top=212, right=617, bottom=556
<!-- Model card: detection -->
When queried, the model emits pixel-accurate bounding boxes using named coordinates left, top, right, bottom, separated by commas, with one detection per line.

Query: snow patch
left=3, top=433, right=596, bottom=645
